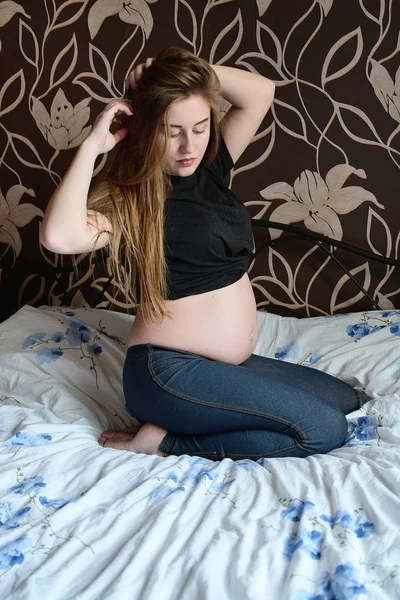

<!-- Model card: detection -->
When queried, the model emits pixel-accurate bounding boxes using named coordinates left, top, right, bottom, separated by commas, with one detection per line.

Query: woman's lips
left=177, top=158, right=196, bottom=167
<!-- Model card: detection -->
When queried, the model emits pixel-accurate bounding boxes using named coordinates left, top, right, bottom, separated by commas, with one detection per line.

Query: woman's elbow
left=264, top=78, right=275, bottom=97
left=39, top=223, right=67, bottom=254
left=262, top=79, right=275, bottom=109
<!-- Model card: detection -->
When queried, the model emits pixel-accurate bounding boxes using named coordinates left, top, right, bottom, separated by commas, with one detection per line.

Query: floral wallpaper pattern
left=0, top=0, right=399, bottom=321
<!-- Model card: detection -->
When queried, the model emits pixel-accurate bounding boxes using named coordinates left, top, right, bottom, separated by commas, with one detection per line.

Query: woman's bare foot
left=98, top=424, right=141, bottom=447
left=98, top=423, right=168, bottom=457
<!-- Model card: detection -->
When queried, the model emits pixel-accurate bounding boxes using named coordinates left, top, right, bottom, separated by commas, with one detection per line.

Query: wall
left=0, top=0, right=399, bottom=321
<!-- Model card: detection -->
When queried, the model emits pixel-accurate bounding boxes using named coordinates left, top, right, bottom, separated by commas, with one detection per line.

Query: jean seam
left=185, top=452, right=218, bottom=457
left=215, top=443, right=301, bottom=459
left=173, top=443, right=300, bottom=459
left=146, top=344, right=309, bottom=449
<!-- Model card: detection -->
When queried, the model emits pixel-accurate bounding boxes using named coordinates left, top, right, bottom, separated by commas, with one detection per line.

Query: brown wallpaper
left=0, top=0, right=399, bottom=322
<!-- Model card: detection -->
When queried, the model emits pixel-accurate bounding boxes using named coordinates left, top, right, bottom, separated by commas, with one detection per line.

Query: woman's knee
left=304, top=404, right=348, bottom=455
left=339, top=384, right=360, bottom=415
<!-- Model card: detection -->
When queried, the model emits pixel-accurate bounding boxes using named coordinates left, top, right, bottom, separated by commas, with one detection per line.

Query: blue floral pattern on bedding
left=131, top=456, right=238, bottom=505
left=0, top=536, right=31, bottom=570
left=346, top=311, right=400, bottom=341
left=2, top=432, right=52, bottom=446
left=345, top=414, right=383, bottom=447
left=274, top=342, right=323, bottom=365
left=0, top=503, right=31, bottom=530
left=21, top=309, right=125, bottom=388
left=279, top=497, right=375, bottom=596
left=275, top=340, right=300, bottom=360
left=0, top=469, right=91, bottom=573
left=280, top=498, right=374, bottom=561
left=294, top=563, right=367, bottom=599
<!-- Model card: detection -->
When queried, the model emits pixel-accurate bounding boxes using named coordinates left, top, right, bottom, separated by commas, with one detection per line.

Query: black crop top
left=164, top=136, right=254, bottom=300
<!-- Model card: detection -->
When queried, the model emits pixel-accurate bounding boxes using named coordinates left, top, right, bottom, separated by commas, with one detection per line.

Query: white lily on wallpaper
left=370, top=60, right=400, bottom=124
left=88, top=0, right=158, bottom=40
left=260, top=164, right=384, bottom=240
left=0, top=1, right=29, bottom=27
left=32, top=90, right=91, bottom=151
left=0, top=185, right=43, bottom=260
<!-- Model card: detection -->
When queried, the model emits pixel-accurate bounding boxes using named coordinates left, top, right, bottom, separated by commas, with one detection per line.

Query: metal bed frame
left=249, top=220, right=400, bottom=313
left=1, top=221, right=400, bottom=317
left=92, top=220, right=400, bottom=311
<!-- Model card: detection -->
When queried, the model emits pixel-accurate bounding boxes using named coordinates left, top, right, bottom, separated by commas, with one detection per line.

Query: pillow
left=0, top=305, right=136, bottom=433
left=254, top=309, right=400, bottom=399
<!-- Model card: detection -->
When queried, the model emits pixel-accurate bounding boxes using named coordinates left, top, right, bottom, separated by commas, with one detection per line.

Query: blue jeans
left=122, top=343, right=360, bottom=461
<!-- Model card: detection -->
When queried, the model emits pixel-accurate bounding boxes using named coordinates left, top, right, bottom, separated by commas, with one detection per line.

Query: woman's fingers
left=102, top=100, right=133, bottom=124
left=127, top=57, right=155, bottom=90
left=128, top=69, right=140, bottom=90
left=104, top=102, right=133, bottom=138
left=104, top=99, right=133, bottom=114
left=85, top=99, right=133, bottom=153
left=113, top=127, right=129, bottom=144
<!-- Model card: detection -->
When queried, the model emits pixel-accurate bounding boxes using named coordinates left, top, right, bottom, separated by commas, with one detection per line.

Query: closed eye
left=170, top=130, right=207, bottom=138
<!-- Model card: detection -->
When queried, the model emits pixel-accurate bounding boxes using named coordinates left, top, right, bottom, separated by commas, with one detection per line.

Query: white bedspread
left=0, top=305, right=399, bottom=599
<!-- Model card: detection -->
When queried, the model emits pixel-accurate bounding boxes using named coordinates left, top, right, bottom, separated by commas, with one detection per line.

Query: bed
left=1, top=222, right=400, bottom=599
left=1, top=302, right=399, bottom=599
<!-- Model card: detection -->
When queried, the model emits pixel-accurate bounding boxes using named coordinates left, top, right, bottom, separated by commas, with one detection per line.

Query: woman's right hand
left=84, top=99, right=133, bottom=155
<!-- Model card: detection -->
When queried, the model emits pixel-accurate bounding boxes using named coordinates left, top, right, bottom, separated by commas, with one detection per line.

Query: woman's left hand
left=126, top=57, right=155, bottom=91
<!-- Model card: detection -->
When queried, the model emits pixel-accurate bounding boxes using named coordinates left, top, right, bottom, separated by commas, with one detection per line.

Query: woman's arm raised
left=211, top=65, right=275, bottom=164
left=40, top=99, right=133, bottom=254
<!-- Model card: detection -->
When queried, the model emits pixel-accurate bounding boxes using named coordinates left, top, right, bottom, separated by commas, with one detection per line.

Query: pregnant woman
left=40, top=47, right=360, bottom=461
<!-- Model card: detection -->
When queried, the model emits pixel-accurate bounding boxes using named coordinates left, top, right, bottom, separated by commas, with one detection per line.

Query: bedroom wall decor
left=0, top=0, right=399, bottom=321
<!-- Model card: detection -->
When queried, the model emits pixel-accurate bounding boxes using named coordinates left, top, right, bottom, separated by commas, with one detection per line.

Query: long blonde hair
left=87, top=47, right=221, bottom=326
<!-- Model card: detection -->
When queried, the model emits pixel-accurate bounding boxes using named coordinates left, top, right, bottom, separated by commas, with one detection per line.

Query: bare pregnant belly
left=128, top=272, right=258, bottom=364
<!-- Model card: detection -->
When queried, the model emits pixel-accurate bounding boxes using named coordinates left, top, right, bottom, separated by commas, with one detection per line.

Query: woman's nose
left=181, top=133, right=195, bottom=153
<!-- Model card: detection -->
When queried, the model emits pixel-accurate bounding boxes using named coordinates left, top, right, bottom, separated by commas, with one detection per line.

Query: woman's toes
left=103, top=433, right=136, bottom=451
left=103, top=438, right=115, bottom=448
left=101, top=429, right=116, bottom=437
left=98, top=427, right=142, bottom=450
left=98, top=429, right=117, bottom=445
left=98, top=426, right=140, bottom=444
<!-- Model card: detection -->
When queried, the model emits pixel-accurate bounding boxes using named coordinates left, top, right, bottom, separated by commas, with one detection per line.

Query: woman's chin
left=168, top=159, right=198, bottom=176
